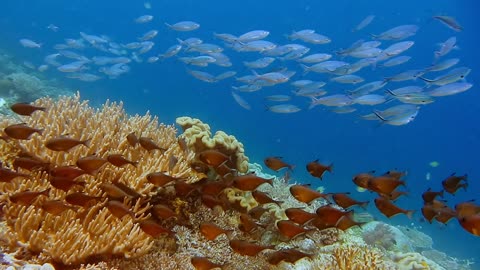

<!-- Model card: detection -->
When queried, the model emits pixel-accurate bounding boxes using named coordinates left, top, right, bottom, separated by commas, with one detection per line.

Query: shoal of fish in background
left=18, top=13, right=471, bottom=126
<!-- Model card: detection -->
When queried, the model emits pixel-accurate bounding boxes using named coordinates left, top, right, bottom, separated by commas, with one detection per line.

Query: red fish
left=264, top=157, right=294, bottom=171
left=374, top=197, right=414, bottom=219
left=45, top=136, right=89, bottom=151
left=442, top=173, right=468, bottom=194
left=10, top=103, right=45, bottom=116
left=290, top=184, right=329, bottom=204
left=306, top=159, right=333, bottom=179
left=4, top=123, right=42, bottom=140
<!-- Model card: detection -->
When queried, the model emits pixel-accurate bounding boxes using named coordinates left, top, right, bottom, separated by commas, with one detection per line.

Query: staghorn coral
left=176, top=116, right=249, bottom=173
left=0, top=93, right=200, bottom=265
left=316, top=244, right=393, bottom=270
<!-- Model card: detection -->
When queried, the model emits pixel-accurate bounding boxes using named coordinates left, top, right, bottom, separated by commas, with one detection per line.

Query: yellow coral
left=318, top=244, right=389, bottom=270
left=0, top=93, right=201, bottom=265
left=176, top=116, right=249, bottom=173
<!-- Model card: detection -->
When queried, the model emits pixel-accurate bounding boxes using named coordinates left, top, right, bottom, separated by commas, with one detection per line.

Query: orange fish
left=198, top=150, right=230, bottom=167
left=174, top=181, right=197, bottom=197
left=50, top=165, right=89, bottom=179
left=306, top=159, right=333, bottom=180
left=9, top=188, right=50, bottom=205
left=367, top=176, right=405, bottom=195
left=352, top=172, right=375, bottom=189
left=330, top=192, right=369, bottom=209
left=421, top=204, right=438, bottom=223
left=201, top=194, right=225, bottom=210
left=139, top=137, right=166, bottom=152
left=106, top=154, right=137, bottom=167
left=199, top=222, right=232, bottom=240
left=65, top=192, right=102, bottom=207
left=374, top=197, right=414, bottom=219
left=200, top=179, right=230, bottom=196
left=251, top=190, right=283, bottom=206
left=45, top=136, right=89, bottom=151
left=151, top=204, right=177, bottom=220
left=10, top=103, right=45, bottom=116
left=458, top=213, right=480, bottom=236
left=106, top=200, right=134, bottom=219
left=264, top=157, right=294, bottom=171
left=168, top=154, right=178, bottom=172
left=248, top=205, right=269, bottom=220
left=4, top=123, right=42, bottom=140
left=191, top=161, right=210, bottom=174
left=239, top=213, right=265, bottom=233
left=146, top=172, right=178, bottom=186
left=442, top=173, right=468, bottom=194
left=434, top=206, right=457, bottom=224
left=382, top=170, right=407, bottom=179
left=285, top=208, right=318, bottom=225
left=422, top=188, right=444, bottom=203
left=232, top=174, right=273, bottom=191
left=101, top=183, right=133, bottom=199
left=290, top=184, right=329, bottom=204
left=229, top=240, right=274, bottom=256
left=41, top=200, right=77, bottom=215
left=335, top=215, right=365, bottom=231
left=76, top=155, right=107, bottom=174
left=13, top=155, right=50, bottom=172
left=382, top=190, right=408, bottom=201
left=190, top=256, right=223, bottom=270
left=49, top=176, right=86, bottom=192
left=268, top=249, right=313, bottom=265
left=315, top=205, right=353, bottom=227
left=126, top=132, right=138, bottom=147
left=138, top=219, right=172, bottom=237
left=111, top=181, right=142, bottom=199
left=456, top=200, right=480, bottom=218
left=0, top=167, right=30, bottom=182
left=276, top=220, right=312, bottom=239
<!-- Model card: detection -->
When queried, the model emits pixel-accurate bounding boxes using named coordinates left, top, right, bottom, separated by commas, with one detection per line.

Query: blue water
left=1, top=0, right=479, bottom=263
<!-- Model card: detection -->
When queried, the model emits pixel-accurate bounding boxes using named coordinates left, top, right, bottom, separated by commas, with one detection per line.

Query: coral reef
left=362, top=221, right=413, bottom=252
left=392, top=252, right=444, bottom=270
left=176, top=116, right=249, bottom=173
left=0, top=93, right=199, bottom=265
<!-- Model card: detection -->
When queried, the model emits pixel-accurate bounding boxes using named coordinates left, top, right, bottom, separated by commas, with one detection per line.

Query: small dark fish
left=50, top=165, right=88, bottom=179
left=139, top=137, right=166, bottom=152
left=10, top=103, right=46, bottom=116
left=65, top=192, right=102, bottom=207
left=433, top=15, right=463, bottom=32
left=252, top=190, right=283, bottom=205
left=190, top=256, right=223, bottom=270
left=151, top=204, right=177, bottom=220
left=107, top=154, right=137, bottom=167
left=198, top=149, right=230, bottom=167
left=435, top=206, right=457, bottom=224
left=199, top=222, right=232, bottom=240
left=264, top=156, right=294, bottom=171
left=290, top=184, right=329, bottom=204
left=4, top=123, right=42, bottom=140
left=331, top=192, right=369, bottom=209
left=442, top=173, right=468, bottom=194
left=352, top=171, right=375, bottom=189
left=306, top=159, right=333, bottom=180
left=126, top=132, right=138, bottom=147
left=177, top=137, right=188, bottom=152
left=13, top=156, right=49, bottom=171
left=367, top=176, right=406, bottom=195
left=229, top=239, right=274, bottom=256
left=335, top=215, right=365, bottom=231
left=9, top=188, right=50, bottom=205
left=276, top=220, right=313, bottom=239
left=285, top=208, right=318, bottom=225
left=45, top=136, right=89, bottom=151
left=146, top=172, right=178, bottom=186
left=76, top=155, right=107, bottom=174
left=49, top=176, right=86, bottom=192
left=239, top=213, right=265, bottom=233
left=106, top=200, right=134, bottom=219
left=422, top=188, right=444, bottom=203
left=232, top=174, right=273, bottom=191
left=0, top=167, right=30, bottom=182
left=315, top=205, right=353, bottom=227
left=248, top=205, right=268, bottom=220
left=41, top=200, right=77, bottom=215
left=168, top=155, right=178, bottom=172
left=374, top=196, right=414, bottom=219
left=268, top=249, right=314, bottom=265
left=138, top=219, right=173, bottom=237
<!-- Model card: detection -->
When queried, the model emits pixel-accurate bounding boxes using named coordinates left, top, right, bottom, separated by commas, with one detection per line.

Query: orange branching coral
left=318, top=244, right=391, bottom=270
left=0, top=93, right=201, bottom=265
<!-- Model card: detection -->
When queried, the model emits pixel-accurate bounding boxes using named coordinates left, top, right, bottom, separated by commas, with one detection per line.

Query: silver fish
left=381, top=56, right=411, bottom=67
left=237, top=30, right=270, bottom=42
left=266, top=104, right=301, bottom=113
left=372, top=25, right=419, bottom=40
left=264, top=95, right=292, bottom=102
left=419, top=67, right=470, bottom=86
left=434, top=37, right=457, bottom=60
left=424, top=58, right=460, bottom=72
left=331, top=75, right=364, bottom=84
left=427, top=82, right=473, bottom=97
left=19, top=39, right=41, bottom=48
left=352, top=15, right=375, bottom=32
left=297, top=53, right=332, bottom=63
left=433, top=16, right=463, bottom=32
left=165, top=21, right=200, bottom=31
left=231, top=92, right=251, bottom=110
left=243, top=57, right=275, bottom=69
left=135, top=15, right=153, bottom=24
left=353, top=94, right=386, bottom=105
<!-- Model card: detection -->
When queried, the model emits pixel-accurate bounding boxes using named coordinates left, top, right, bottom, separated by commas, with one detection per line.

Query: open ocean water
left=1, top=0, right=479, bottom=265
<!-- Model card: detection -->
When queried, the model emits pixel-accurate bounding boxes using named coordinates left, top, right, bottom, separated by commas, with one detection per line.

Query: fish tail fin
left=82, top=138, right=91, bottom=148
left=164, top=22, right=172, bottom=28
left=308, top=97, right=318, bottom=110
left=369, top=33, right=378, bottom=39
left=406, top=210, right=415, bottom=220
left=267, top=178, right=274, bottom=186
left=300, top=64, right=310, bottom=74
left=41, top=188, right=51, bottom=196
left=327, top=163, right=334, bottom=173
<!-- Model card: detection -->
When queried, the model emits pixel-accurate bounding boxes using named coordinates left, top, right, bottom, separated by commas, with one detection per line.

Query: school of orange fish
left=0, top=102, right=479, bottom=269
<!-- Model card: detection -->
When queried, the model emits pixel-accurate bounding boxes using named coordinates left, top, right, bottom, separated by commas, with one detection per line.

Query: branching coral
left=0, top=93, right=200, bottom=265
left=316, top=244, right=393, bottom=270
